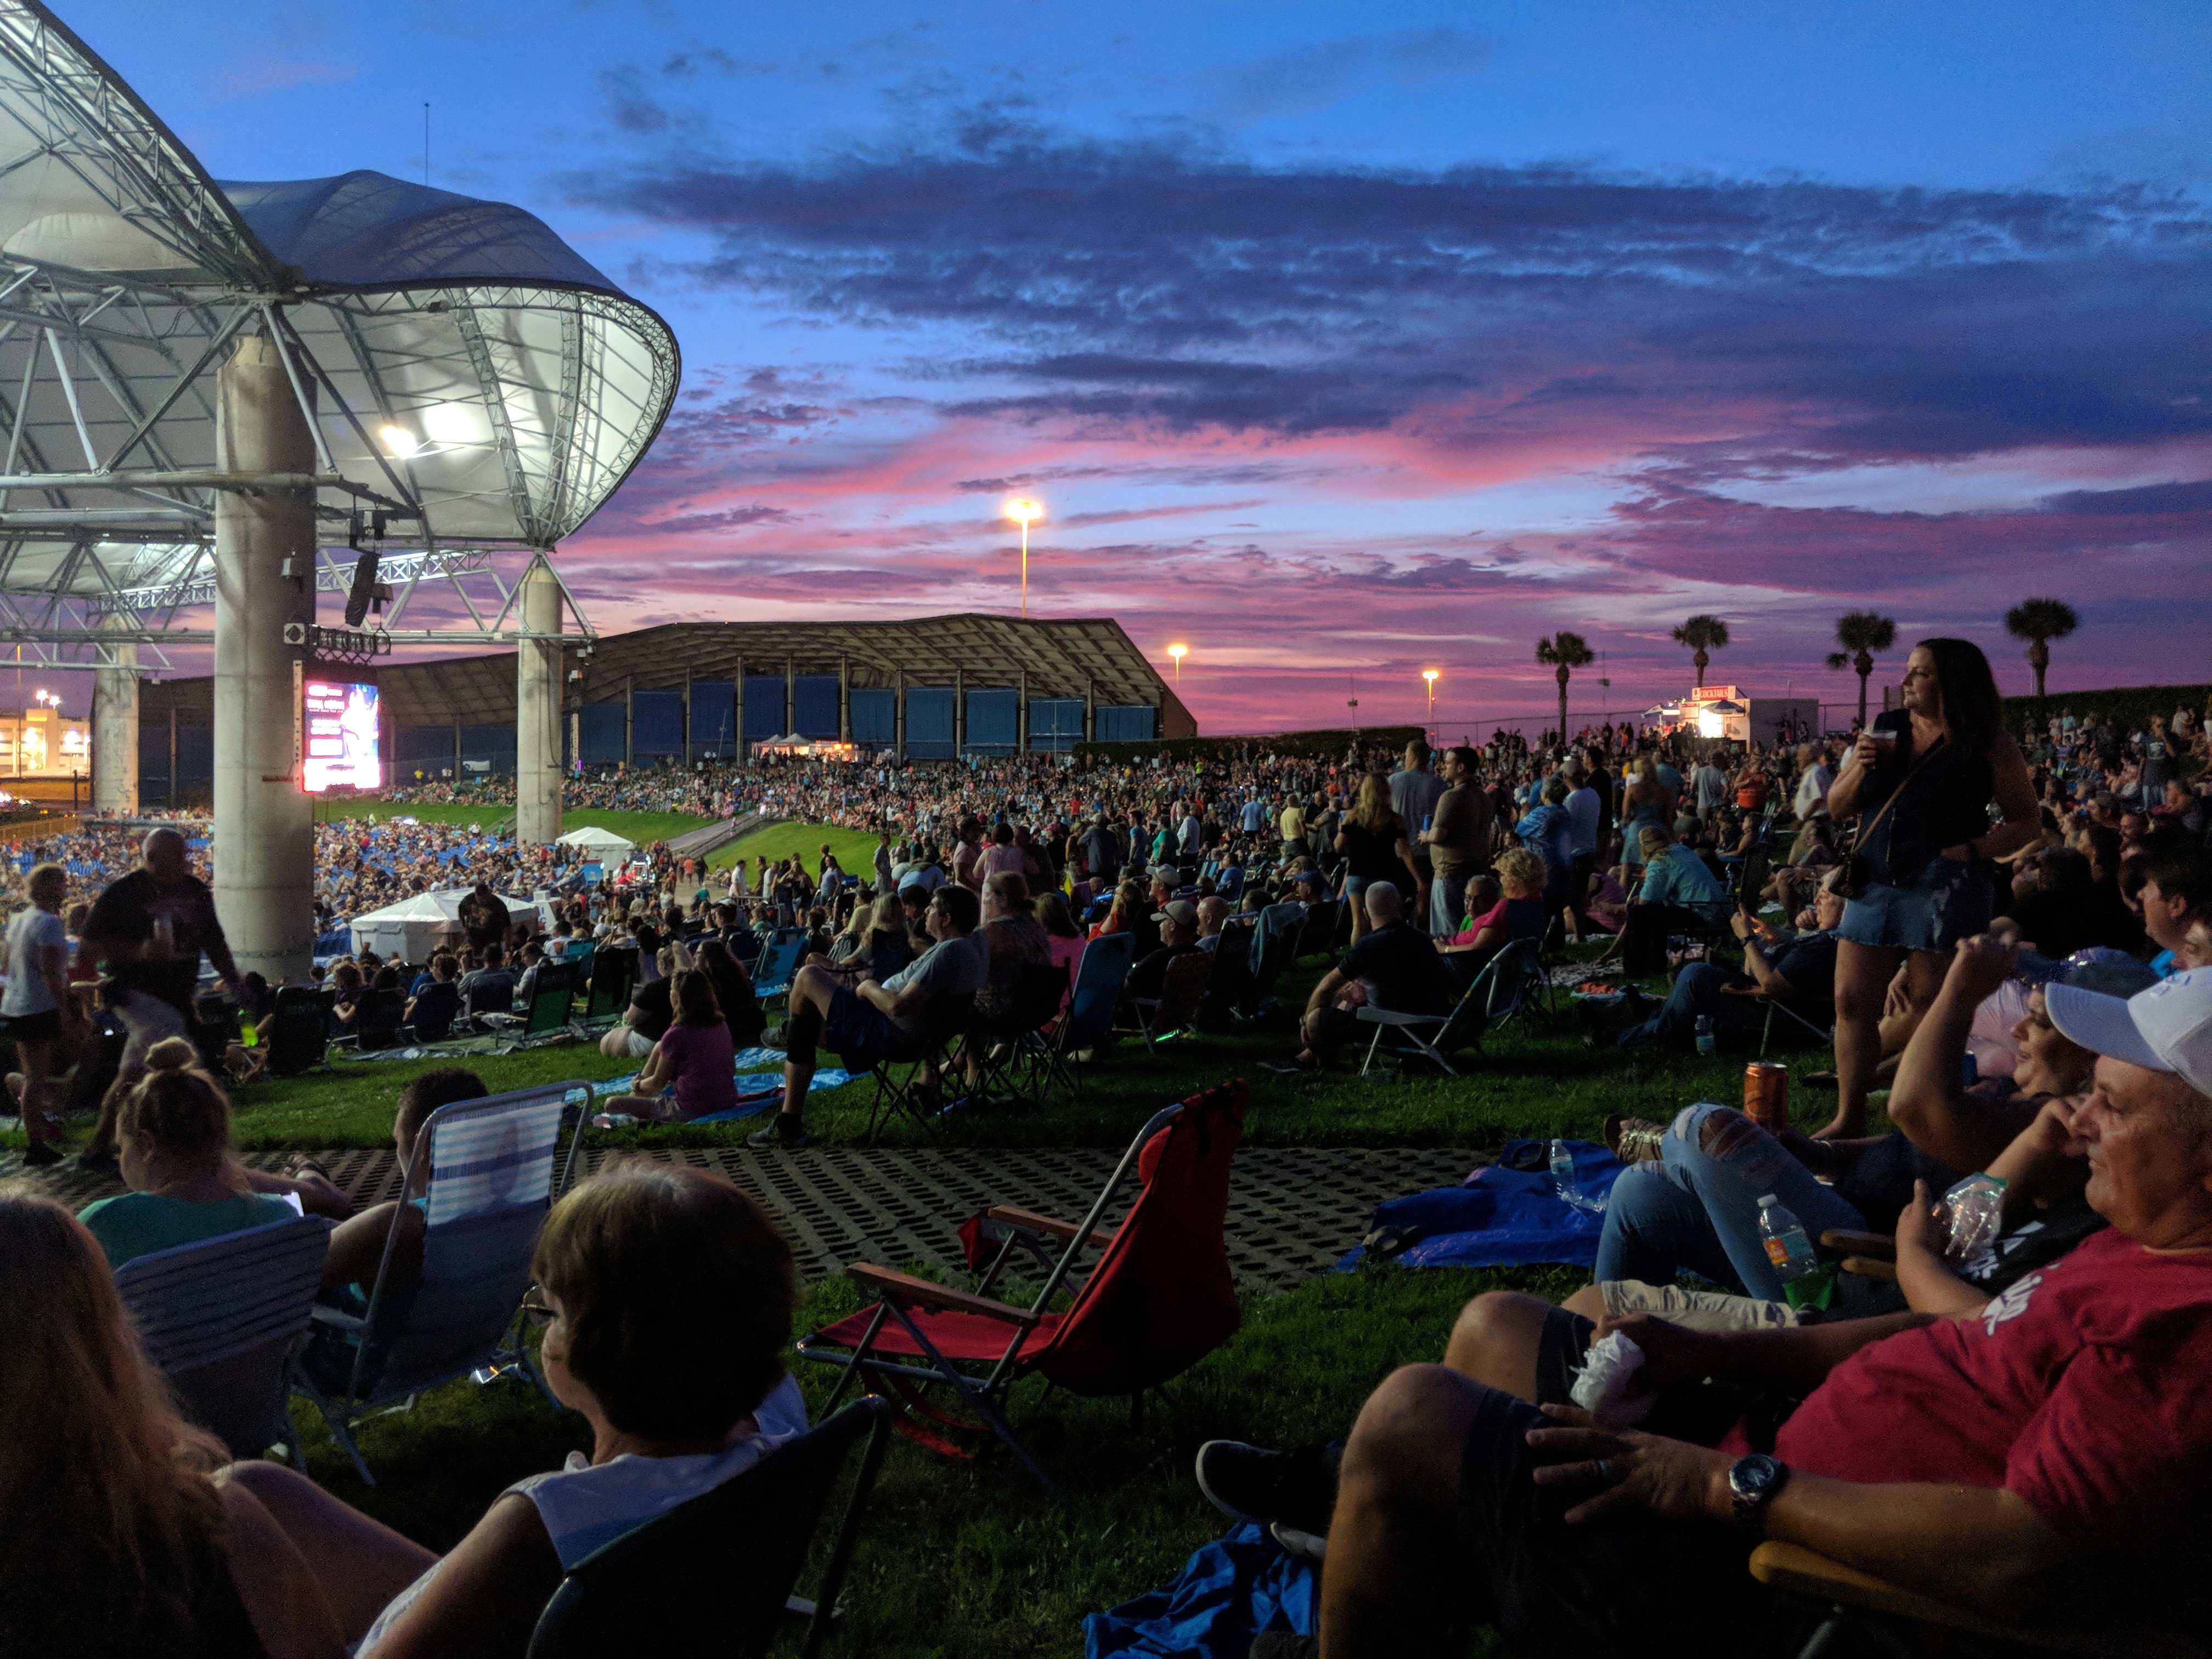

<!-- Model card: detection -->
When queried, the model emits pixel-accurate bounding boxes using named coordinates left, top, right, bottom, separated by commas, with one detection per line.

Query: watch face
left=1731, top=1454, right=1782, bottom=1515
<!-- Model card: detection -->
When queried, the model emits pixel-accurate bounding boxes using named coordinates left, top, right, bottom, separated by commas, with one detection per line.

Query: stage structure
left=0, top=2, right=677, bottom=979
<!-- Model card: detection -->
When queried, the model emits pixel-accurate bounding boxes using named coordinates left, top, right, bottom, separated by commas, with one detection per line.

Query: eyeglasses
left=520, top=1294, right=557, bottom=1329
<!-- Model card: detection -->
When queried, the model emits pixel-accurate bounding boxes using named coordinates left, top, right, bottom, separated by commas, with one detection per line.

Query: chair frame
left=861, top=994, right=974, bottom=1144
left=798, top=1101, right=1187, bottom=1499
left=291, top=1080, right=586, bottom=1483
left=1129, top=950, right=1212, bottom=1047
left=1750, top=1541, right=2121, bottom=1657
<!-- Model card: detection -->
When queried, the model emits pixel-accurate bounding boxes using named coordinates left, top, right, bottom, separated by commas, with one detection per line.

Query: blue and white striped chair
left=292, top=1081, right=577, bottom=1483
left=116, top=1214, right=332, bottom=1461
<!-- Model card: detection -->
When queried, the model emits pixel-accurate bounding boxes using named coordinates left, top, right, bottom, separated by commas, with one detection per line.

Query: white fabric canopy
left=348, top=888, right=538, bottom=961
left=556, top=825, right=637, bottom=858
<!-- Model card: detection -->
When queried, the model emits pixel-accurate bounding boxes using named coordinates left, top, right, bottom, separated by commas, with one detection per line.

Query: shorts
left=1838, top=855, right=1994, bottom=953
left=114, top=989, right=189, bottom=1075
left=3, top=1007, right=61, bottom=1045
left=1530, top=1306, right=1773, bottom=1448
left=618, top=1025, right=657, bottom=1059
left=817, top=981, right=915, bottom=1068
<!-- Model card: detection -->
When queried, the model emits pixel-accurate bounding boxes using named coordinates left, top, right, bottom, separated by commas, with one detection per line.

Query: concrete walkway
left=5, top=1141, right=1481, bottom=1289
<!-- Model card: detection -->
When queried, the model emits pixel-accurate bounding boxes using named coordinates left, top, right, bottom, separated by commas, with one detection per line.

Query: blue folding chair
left=752, top=934, right=805, bottom=1002
left=1039, top=930, right=1136, bottom=1095
left=117, top=1214, right=331, bottom=1461
left=292, top=1081, right=579, bottom=1483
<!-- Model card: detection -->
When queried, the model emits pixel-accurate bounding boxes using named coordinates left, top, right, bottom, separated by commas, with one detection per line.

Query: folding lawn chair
left=264, top=986, right=335, bottom=1077
left=1290, top=897, right=1343, bottom=961
left=752, top=934, right=805, bottom=1002
left=1130, top=951, right=1212, bottom=1047
left=116, top=1214, right=332, bottom=1460
left=332, top=986, right=406, bottom=1052
left=406, top=980, right=462, bottom=1043
left=1355, top=936, right=1547, bottom=1076
left=528, top=1396, right=895, bottom=1659
left=291, top=1080, right=579, bottom=1483
left=579, top=945, right=637, bottom=1029
left=1751, top=987, right=1835, bottom=1056
left=964, top=967, right=1074, bottom=1111
left=861, top=993, right=975, bottom=1144
left=1037, top=930, right=1134, bottom=1096
left=1197, top=918, right=1259, bottom=1025
left=799, top=1080, right=1246, bottom=1498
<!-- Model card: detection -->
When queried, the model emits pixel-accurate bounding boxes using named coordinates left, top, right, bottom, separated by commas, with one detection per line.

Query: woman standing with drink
left=1824, top=639, right=2038, bottom=1136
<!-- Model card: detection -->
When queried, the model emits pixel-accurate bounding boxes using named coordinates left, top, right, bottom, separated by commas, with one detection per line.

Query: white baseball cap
left=2047, top=966, right=2212, bottom=1099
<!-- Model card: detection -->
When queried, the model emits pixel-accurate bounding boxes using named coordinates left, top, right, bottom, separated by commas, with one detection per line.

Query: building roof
left=139, top=613, right=1198, bottom=737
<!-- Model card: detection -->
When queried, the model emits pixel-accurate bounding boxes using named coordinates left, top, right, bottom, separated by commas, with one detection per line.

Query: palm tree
left=2004, top=597, right=2079, bottom=700
left=1825, top=611, right=1896, bottom=728
left=1671, top=614, right=1731, bottom=690
left=1534, top=631, right=1595, bottom=746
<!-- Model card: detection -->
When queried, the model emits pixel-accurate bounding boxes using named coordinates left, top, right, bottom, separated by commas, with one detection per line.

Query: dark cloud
left=2038, top=477, right=2212, bottom=516
left=1215, top=27, right=1496, bottom=123
left=645, top=505, right=794, bottom=531
left=566, top=132, right=2209, bottom=459
left=597, top=68, right=669, bottom=134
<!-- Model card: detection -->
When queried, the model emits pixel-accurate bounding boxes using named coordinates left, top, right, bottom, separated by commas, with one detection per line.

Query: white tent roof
left=556, top=825, right=637, bottom=855
left=0, top=2, right=678, bottom=578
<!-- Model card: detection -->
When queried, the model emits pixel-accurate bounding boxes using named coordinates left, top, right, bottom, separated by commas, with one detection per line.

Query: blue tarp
left=1335, top=1138, right=1625, bottom=1272
left=1084, top=1523, right=1313, bottom=1658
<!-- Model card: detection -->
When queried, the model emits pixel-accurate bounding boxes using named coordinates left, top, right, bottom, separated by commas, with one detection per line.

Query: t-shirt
left=882, top=931, right=989, bottom=1035
left=1339, top=921, right=1455, bottom=1015
left=1429, top=784, right=1496, bottom=887
left=1638, top=850, right=1729, bottom=922
left=77, top=1190, right=296, bottom=1270
left=1768, top=929, right=1840, bottom=1003
left=1773, top=1229, right=2212, bottom=1560
left=1389, top=769, right=1447, bottom=855
left=1692, top=764, right=1729, bottom=814
left=1449, top=897, right=1546, bottom=947
left=626, top=974, right=675, bottom=1040
left=83, top=867, right=226, bottom=1013
left=1239, top=800, right=1268, bottom=833
left=2, top=904, right=64, bottom=1015
left=1278, top=805, right=1307, bottom=842
left=656, top=1019, right=737, bottom=1119
left=1339, top=818, right=1407, bottom=883
left=1564, top=787, right=1600, bottom=858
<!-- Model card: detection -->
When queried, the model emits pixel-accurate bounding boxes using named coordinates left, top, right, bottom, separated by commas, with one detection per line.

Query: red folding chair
left=797, top=1079, right=1246, bottom=1498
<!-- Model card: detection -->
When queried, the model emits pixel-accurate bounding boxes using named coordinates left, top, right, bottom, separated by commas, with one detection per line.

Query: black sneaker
left=746, top=1116, right=815, bottom=1151
left=1194, top=1440, right=1341, bottom=1535
left=21, top=1142, right=62, bottom=1167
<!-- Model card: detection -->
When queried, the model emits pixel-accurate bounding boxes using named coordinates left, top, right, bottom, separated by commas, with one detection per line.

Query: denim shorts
left=1837, top=855, right=1993, bottom=953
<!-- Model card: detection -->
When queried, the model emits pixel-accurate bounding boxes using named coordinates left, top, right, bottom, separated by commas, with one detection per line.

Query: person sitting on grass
left=402, top=952, right=462, bottom=1042
left=1613, top=866, right=1847, bottom=1051
left=1203, top=967, right=2212, bottom=1659
left=597, top=943, right=679, bottom=1059
left=1289, top=882, right=1457, bottom=1070
left=597, top=969, right=738, bottom=1125
left=748, top=884, right=988, bottom=1152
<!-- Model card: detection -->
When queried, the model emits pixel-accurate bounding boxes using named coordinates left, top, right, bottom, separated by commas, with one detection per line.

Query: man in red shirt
left=1272, top=967, right=2212, bottom=1657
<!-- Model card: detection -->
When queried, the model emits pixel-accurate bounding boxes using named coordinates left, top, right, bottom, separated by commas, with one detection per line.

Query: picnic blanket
left=1335, top=1138, right=1626, bottom=1272
left=578, top=1049, right=851, bottom=1124
left=1084, top=1523, right=1313, bottom=1658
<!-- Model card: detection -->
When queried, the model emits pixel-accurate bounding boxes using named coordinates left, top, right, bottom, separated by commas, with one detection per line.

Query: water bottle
left=1550, top=1138, right=1579, bottom=1205
left=1695, top=1014, right=1716, bottom=1056
left=1757, top=1194, right=1819, bottom=1284
left=1940, top=1173, right=2007, bottom=1262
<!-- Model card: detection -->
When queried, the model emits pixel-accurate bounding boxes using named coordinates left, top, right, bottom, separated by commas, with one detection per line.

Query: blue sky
left=59, top=1, right=2212, bottom=732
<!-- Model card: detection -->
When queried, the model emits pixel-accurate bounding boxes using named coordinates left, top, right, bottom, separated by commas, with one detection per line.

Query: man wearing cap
left=1124, top=898, right=1201, bottom=1003
left=1265, top=965, right=2212, bottom=1655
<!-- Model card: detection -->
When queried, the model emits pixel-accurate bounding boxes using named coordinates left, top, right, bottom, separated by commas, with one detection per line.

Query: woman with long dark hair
left=1824, top=639, right=2039, bottom=1136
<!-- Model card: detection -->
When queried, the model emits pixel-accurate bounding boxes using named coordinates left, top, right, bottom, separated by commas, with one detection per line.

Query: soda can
left=1744, top=1063, right=1789, bottom=1130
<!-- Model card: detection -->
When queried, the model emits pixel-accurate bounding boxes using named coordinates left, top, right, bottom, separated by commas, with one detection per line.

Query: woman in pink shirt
left=602, top=969, right=737, bottom=1122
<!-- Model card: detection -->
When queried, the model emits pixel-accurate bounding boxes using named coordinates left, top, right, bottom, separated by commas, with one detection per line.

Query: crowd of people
left=5, top=642, right=2212, bottom=1654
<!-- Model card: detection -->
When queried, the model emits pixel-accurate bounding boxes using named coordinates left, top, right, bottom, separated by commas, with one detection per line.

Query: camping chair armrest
left=845, top=1262, right=1040, bottom=1327
left=310, top=1305, right=370, bottom=1333
left=1746, top=1542, right=2083, bottom=1650
left=1840, top=1255, right=1898, bottom=1281
left=1820, top=1228, right=1895, bottom=1259
left=985, top=1205, right=1114, bottom=1250
left=1354, top=1006, right=1440, bottom=1026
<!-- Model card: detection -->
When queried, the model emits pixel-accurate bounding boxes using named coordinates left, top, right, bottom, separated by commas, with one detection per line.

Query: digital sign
left=302, top=679, right=380, bottom=792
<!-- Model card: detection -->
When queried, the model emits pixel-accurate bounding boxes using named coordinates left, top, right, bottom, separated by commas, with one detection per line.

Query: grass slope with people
left=706, top=819, right=882, bottom=874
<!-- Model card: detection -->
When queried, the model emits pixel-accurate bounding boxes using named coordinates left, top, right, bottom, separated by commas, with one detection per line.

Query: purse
left=1833, top=735, right=1947, bottom=901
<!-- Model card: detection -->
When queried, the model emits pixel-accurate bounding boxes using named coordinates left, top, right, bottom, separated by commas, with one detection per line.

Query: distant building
left=136, top=613, right=1194, bottom=800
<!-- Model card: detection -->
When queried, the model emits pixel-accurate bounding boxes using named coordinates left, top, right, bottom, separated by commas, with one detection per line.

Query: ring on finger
left=1594, top=1458, right=1615, bottom=1483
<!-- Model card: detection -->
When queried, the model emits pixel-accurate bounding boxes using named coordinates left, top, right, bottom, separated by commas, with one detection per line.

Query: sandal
left=1605, top=1113, right=1667, bottom=1163
left=283, top=1153, right=335, bottom=1183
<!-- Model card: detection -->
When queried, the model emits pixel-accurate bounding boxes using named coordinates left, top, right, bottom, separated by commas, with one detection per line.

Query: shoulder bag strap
left=1843, top=734, right=1949, bottom=860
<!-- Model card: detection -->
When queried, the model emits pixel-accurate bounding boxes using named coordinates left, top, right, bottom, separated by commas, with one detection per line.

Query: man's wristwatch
left=1726, top=1454, right=1790, bottom=1531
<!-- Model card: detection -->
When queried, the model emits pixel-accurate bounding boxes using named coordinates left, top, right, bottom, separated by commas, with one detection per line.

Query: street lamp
left=1005, top=498, right=1042, bottom=616
left=1421, top=668, right=1439, bottom=738
left=1167, top=642, right=1186, bottom=683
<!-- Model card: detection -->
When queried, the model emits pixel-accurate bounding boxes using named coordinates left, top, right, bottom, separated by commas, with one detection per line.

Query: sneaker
left=1268, top=1521, right=1328, bottom=1566
left=1194, top=1440, right=1341, bottom=1535
left=21, top=1142, right=62, bottom=1167
left=72, top=1147, right=120, bottom=1177
left=745, top=1116, right=815, bottom=1151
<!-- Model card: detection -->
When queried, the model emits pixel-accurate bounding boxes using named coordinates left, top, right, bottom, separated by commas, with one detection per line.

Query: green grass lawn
left=709, top=818, right=883, bottom=873
left=315, top=797, right=713, bottom=849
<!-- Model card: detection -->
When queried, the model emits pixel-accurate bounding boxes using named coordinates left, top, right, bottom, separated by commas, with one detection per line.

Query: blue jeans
left=1614, top=962, right=1766, bottom=1048
left=1593, top=1102, right=1864, bottom=1301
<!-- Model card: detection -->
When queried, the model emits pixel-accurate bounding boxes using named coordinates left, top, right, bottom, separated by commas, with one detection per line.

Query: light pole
left=1005, top=499, right=1042, bottom=616
left=1421, top=668, right=1439, bottom=740
left=1167, top=642, right=1186, bottom=683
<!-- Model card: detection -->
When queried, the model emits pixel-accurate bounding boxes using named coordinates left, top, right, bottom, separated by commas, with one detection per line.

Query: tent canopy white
left=348, top=888, right=538, bottom=961
left=556, top=825, right=637, bottom=859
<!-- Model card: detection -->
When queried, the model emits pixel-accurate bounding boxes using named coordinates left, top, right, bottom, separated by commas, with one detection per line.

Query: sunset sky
left=64, top=0, right=2211, bottom=735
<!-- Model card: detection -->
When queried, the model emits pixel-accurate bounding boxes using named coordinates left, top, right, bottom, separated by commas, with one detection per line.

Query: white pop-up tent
left=348, top=889, right=540, bottom=961
left=557, top=825, right=639, bottom=861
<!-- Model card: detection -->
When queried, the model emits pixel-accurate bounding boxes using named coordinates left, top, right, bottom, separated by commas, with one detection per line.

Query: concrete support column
left=783, top=658, right=794, bottom=736
left=515, top=557, right=562, bottom=846
left=92, top=620, right=139, bottom=815
left=1017, top=668, right=1029, bottom=754
left=955, top=667, right=966, bottom=755
left=212, top=334, right=314, bottom=985
left=1085, top=676, right=1096, bottom=743
left=167, top=707, right=178, bottom=809
left=682, top=674, right=693, bottom=764
left=838, top=656, right=850, bottom=741
left=894, top=670, right=906, bottom=761
left=623, top=676, right=634, bottom=766
left=732, top=658, right=744, bottom=761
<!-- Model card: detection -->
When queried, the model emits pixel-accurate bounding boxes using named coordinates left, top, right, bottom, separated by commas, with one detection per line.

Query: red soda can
left=1744, top=1063, right=1789, bottom=1130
